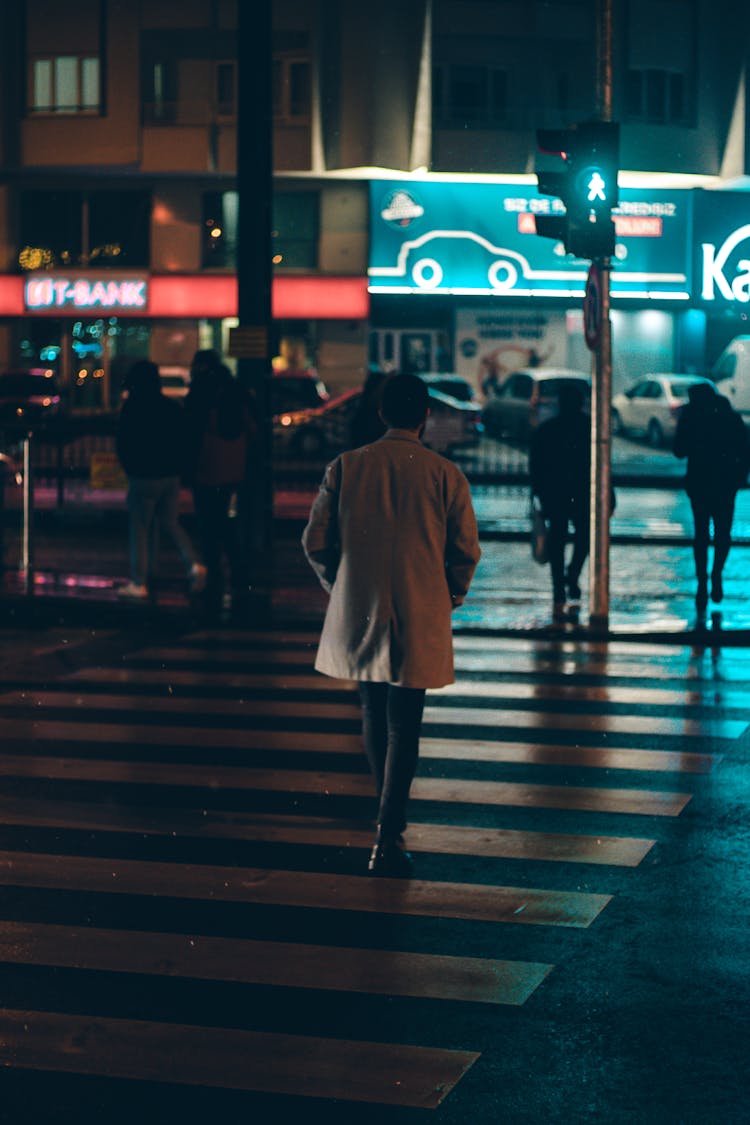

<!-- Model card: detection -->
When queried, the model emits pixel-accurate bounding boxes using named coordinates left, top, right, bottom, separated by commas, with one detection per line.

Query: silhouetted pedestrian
left=529, top=381, right=597, bottom=620
left=302, top=374, right=481, bottom=877
left=184, top=352, right=257, bottom=621
left=673, top=381, right=750, bottom=611
left=348, top=367, right=388, bottom=449
left=116, top=359, right=205, bottom=599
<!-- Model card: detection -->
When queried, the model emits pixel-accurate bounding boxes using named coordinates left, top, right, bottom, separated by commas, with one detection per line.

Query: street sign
left=228, top=325, right=268, bottom=358
left=583, top=263, right=603, bottom=350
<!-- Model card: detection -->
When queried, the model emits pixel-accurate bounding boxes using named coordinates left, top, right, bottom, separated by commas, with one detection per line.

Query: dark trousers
left=548, top=504, right=590, bottom=603
left=689, top=491, right=736, bottom=583
left=358, top=682, right=426, bottom=840
left=192, top=484, right=245, bottom=612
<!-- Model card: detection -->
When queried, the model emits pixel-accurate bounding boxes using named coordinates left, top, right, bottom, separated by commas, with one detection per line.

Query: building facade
left=0, top=0, right=748, bottom=414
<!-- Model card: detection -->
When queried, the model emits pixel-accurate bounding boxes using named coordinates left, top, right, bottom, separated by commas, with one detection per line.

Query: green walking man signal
left=534, top=121, right=620, bottom=260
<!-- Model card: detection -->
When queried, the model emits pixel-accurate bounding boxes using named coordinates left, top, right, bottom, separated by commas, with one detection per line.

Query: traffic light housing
left=535, top=121, right=620, bottom=259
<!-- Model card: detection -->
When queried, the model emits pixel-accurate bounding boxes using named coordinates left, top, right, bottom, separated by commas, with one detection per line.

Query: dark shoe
left=552, top=601, right=567, bottom=623
left=566, top=572, right=582, bottom=602
left=696, top=579, right=709, bottom=611
left=368, top=839, right=413, bottom=878
left=710, top=573, right=724, bottom=604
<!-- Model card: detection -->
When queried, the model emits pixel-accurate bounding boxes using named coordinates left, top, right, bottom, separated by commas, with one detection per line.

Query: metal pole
left=236, top=0, right=274, bottom=608
left=589, top=0, right=613, bottom=629
left=21, top=433, right=33, bottom=594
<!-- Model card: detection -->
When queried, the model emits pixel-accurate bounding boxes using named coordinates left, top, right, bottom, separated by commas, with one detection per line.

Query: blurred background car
left=421, top=386, right=483, bottom=454
left=419, top=372, right=478, bottom=404
left=482, top=367, right=590, bottom=441
left=159, top=366, right=191, bottom=398
left=0, top=369, right=62, bottom=427
left=611, top=373, right=714, bottom=447
left=274, top=388, right=360, bottom=459
left=272, top=372, right=330, bottom=416
left=274, top=376, right=482, bottom=461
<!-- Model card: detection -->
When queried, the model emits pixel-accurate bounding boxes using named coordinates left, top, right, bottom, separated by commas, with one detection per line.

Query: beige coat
left=302, top=429, right=481, bottom=688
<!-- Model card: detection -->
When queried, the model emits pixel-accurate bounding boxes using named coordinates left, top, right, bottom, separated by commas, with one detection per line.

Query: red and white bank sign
left=24, top=274, right=148, bottom=314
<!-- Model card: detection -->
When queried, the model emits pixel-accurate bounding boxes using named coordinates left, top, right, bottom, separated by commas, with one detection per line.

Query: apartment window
left=273, top=54, right=311, bottom=123
left=19, top=191, right=150, bottom=269
left=202, top=191, right=239, bottom=269
left=272, top=193, right=318, bottom=270
left=216, top=62, right=236, bottom=118
left=31, top=56, right=100, bottom=113
left=433, top=64, right=508, bottom=128
left=626, top=68, right=689, bottom=124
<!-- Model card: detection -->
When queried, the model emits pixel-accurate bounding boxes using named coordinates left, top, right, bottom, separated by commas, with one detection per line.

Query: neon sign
left=24, top=275, right=148, bottom=312
left=701, top=224, right=750, bottom=302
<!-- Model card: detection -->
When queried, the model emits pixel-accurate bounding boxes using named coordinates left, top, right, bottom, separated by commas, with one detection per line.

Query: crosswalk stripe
left=0, top=1008, right=479, bottom=1106
left=0, top=689, right=739, bottom=738
left=0, top=920, right=552, bottom=1005
left=0, top=717, right=720, bottom=773
left=420, top=738, right=717, bottom=773
left=0, top=852, right=612, bottom=927
left=0, top=755, right=691, bottom=816
left=0, top=800, right=655, bottom=866
left=125, top=643, right=750, bottom=686
left=66, top=664, right=750, bottom=710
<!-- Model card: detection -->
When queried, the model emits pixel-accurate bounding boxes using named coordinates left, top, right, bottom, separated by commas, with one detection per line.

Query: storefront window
left=202, top=191, right=239, bottom=269
left=19, top=191, right=151, bottom=270
left=272, top=192, right=318, bottom=270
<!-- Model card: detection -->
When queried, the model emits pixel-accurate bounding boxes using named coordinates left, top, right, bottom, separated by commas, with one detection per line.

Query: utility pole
left=589, top=0, right=614, bottom=630
left=235, top=0, right=274, bottom=610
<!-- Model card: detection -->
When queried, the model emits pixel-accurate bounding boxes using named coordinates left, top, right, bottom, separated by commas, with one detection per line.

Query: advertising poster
left=454, top=308, right=568, bottom=393
left=369, top=181, right=690, bottom=301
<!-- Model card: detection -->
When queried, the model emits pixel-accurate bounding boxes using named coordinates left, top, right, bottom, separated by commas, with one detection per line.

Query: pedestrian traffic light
left=535, top=121, right=620, bottom=259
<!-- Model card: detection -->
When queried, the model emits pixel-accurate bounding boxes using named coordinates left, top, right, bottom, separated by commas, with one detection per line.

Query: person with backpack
left=673, top=381, right=750, bottom=611
left=116, top=359, right=206, bottom=600
left=184, top=351, right=257, bottom=620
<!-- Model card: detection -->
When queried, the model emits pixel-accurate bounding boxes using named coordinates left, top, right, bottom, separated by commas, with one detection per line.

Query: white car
left=611, top=373, right=714, bottom=447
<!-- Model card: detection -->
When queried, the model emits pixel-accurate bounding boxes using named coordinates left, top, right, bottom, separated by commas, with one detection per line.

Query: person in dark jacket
left=116, top=359, right=205, bottom=599
left=673, top=381, right=750, bottom=610
left=529, top=381, right=593, bottom=620
left=184, top=352, right=257, bottom=620
left=348, top=367, right=388, bottom=449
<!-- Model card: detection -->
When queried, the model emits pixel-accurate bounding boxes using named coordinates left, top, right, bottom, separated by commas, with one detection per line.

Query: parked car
left=272, top=371, right=330, bottom=416
left=482, top=368, right=590, bottom=441
left=422, top=387, right=483, bottom=454
left=159, top=366, right=191, bottom=398
left=611, top=373, right=714, bottom=447
left=274, top=379, right=482, bottom=460
left=710, top=335, right=750, bottom=421
left=0, top=369, right=62, bottom=427
left=274, top=388, right=361, bottom=459
left=419, top=372, right=478, bottom=404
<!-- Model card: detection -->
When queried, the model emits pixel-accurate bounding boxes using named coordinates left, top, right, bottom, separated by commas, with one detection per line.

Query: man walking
left=302, top=374, right=481, bottom=877
left=673, top=381, right=750, bottom=611
left=529, top=381, right=593, bottom=620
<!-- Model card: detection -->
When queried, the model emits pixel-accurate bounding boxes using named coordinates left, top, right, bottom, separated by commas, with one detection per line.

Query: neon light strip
left=368, top=285, right=691, bottom=300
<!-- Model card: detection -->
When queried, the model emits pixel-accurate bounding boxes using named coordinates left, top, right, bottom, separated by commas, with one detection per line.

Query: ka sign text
left=702, top=225, right=750, bottom=302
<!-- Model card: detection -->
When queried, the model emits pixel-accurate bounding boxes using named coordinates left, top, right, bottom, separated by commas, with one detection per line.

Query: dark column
left=236, top=0, right=274, bottom=595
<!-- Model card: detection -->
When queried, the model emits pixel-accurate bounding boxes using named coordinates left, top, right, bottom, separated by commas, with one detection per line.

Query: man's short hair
left=380, top=374, right=430, bottom=428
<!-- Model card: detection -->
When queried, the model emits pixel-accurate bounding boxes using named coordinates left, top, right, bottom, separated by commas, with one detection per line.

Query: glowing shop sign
left=701, top=225, right=750, bottom=303
left=25, top=275, right=148, bottom=311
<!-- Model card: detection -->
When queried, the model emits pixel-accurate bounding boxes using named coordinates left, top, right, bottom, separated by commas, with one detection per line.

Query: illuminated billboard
left=368, top=182, right=690, bottom=301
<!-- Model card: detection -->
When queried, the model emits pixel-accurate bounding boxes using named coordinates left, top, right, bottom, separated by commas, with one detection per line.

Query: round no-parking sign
left=583, top=264, right=602, bottom=351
